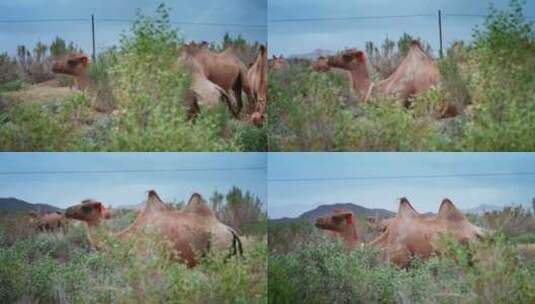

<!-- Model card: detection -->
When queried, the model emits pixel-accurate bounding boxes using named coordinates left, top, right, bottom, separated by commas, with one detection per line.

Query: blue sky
left=268, top=0, right=535, bottom=56
left=268, top=153, right=535, bottom=219
left=0, top=153, right=266, bottom=209
left=0, top=0, right=266, bottom=55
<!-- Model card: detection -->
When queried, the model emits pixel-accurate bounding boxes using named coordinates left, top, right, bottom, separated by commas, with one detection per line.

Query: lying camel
left=65, top=190, right=242, bottom=267
left=315, top=209, right=360, bottom=248
left=369, top=198, right=484, bottom=267
left=270, top=55, right=288, bottom=70
left=51, top=53, right=90, bottom=90
left=326, top=41, right=439, bottom=103
left=366, top=216, right=394, bottom=233
left=29, top=211, right=66, bottom=232
left=311, top=56, right=331, bottom=72
left=183, top=42, right=253, bottom=117
left=315, top=198, right=485, bottom=267
left=246, top=45, right=268, bottom=125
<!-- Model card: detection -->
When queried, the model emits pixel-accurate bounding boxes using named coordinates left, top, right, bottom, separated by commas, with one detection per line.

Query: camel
left=64, top=190, right=242, bottom=267
left=270, top=55, right=288, bottom=70
left=366, top=216, right=394, bottom=233
left=315, top=198, right=485, bottom=267
left=183, top=42, right=254, bottom=117
left=179, top=52, right=237, bottom=120
left=326, top=41, right=440, bottom=104
left=311, top=56, right=331, bottom=72
left=246, top=45, right=267, bottom=126
left=315, top=209, right=360, bottom=249
left=29, top=211, right=66, bottom=232
left=368, top=198, right=485, bottom=267
left=51, top=53, right=90, bottom=90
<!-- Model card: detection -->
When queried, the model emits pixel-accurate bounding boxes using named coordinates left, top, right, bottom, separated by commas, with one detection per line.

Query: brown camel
left=311, top=56, right=331, bottom=72
left=270, top=55, right=288, bottom=70
left=326, top=41, right=440, bottom=104
left=315, top=209, right=360, bottom=249
left=52, top=53, right=90, bottom=90
left=368, top=198, right=485, bottom=267
left=246, top=45, right=268, bottom=125
left=65, top=190, right=242, bottom=267
left=179, top=52, right=237, bottom=120
left=30, top=211, right=66, bottom=232
left=183, top=42, right=253, bottom=117
left=314, top=198, right=485, bottom=267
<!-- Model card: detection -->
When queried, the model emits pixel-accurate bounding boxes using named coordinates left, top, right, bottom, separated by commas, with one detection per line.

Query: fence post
left=438, top=10, right=443, bottom=58
left=91, top=14, right=96, bottom=61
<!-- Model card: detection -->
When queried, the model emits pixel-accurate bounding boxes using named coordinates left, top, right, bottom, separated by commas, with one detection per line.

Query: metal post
left=438, top=10, right=443, bottom=58
left=91, top=14, right=96, bottom=61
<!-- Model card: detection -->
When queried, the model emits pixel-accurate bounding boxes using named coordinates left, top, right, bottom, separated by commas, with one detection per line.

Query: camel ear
left=398, top=197, right=418, bottom=218
left=356, top=51, right=365, bottom=63
left=187, top=193, right=203, bottom=205
left=437, top=199, right=466, bottom=221
left=343, top=213, right=354, bottom=224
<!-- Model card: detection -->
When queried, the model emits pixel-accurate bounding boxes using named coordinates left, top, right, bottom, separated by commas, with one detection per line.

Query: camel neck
left=342, top=224, right=359, bottom=247
left=349, top=64, right=371, bottom=99
left=75, top=73, right=89, bottom=90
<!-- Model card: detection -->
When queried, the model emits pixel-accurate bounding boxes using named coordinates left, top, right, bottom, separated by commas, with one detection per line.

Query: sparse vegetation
left=268, top=0, right=535, bottom=151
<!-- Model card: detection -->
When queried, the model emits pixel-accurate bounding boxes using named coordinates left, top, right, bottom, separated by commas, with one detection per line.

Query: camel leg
left=185, top=89, right=200, bottom=121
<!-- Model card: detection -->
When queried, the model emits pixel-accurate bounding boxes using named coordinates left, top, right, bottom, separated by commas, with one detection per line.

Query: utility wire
left=269, top=14, right=535, bottom=23
left=269, top=14, right=434, bottom=23
left=268, top=172, right=535, bottom=183
left=0, top=18, right=89, bottom=23
left=0, top=17, right=266, bottom=28
left=0, top=167, right=266, bottom=176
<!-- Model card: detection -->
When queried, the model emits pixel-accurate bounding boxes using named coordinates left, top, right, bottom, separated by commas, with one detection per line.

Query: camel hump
left=398, top=197, right=418, bottom=218
left=146, top=190, right=168, bottom=212
left=437, top=198, right=466, bottom=221
left=184, top=193, right=215, bottom=217
left=259, top=45, right=266, bottom=55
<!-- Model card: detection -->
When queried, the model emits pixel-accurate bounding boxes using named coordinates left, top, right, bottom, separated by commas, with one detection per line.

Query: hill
left=0, top=197, right=62, bottom=213
left=270, top=202, right=395, bottom=224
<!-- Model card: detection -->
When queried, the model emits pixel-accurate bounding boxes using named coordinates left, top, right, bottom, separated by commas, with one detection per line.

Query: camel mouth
left=64, top=206, right=77, bottom=219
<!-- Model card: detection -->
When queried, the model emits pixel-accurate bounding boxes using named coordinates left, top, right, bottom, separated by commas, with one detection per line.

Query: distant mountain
left=0, top=197, right=62, bottom=214
left=288, top=48, right=336, bottom=60
left=462, top=203, right=530, bottom=215
left=270, top=202, right=395, bottom=224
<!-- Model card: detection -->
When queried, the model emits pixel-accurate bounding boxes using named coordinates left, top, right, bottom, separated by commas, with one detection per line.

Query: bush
left=0, top=53, right=21, bottom=85
left=269, top=232, right=535, bottom=304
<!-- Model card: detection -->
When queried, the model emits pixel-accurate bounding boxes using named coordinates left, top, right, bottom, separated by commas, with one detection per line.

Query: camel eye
left=81, top=205, right=93, bottom=213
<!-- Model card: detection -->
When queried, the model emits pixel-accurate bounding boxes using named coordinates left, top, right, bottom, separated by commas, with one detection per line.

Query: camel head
left=270, top=55, right=287, bottom=70
left=315, top=210, right=355, bottom=233
left=52, top=53, right=89, bottom=77
left=65, top=199, right=112, bottom=226
left=312, top=56, right=331, bottom=72
left=436, top=198, right=486, bottom=244
left=327, top=49, right=365, bottom=71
